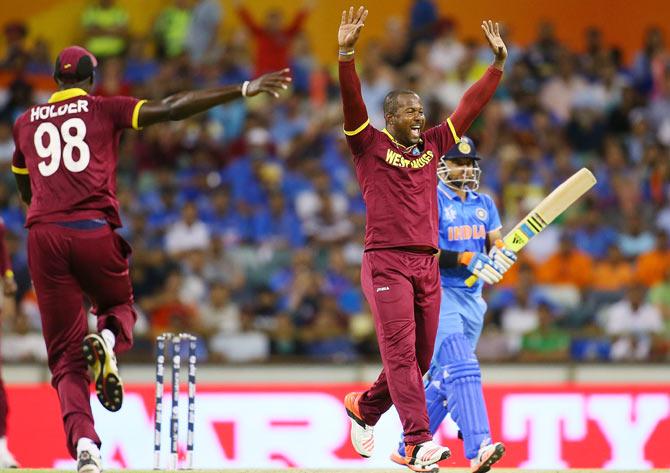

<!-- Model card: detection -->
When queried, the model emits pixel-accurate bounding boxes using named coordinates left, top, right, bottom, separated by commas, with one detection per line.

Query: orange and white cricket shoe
left=405, top=440, right=451, bottom=469
left=471, top=441, right=505, bottom=473
left=344, top=392, right=374, bottom=458
left=390, top=449, right=440, bottom=473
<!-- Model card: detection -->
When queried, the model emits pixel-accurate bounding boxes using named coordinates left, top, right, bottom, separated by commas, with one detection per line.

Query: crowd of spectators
left=0, top=0, right=668, bottom=364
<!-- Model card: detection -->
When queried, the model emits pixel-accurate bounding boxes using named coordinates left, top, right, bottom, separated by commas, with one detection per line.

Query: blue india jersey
left=437, top=181, right=502, bottom=293
left=435, top=181, right=502, bottom=348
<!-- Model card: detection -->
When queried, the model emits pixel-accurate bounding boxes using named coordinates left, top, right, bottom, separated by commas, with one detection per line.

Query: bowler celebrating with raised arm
left=338, top=6, right=507, bottom=472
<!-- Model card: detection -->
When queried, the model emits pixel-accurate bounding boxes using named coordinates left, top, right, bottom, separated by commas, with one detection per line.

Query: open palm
left=338, top=6, right=368, bottom=49
left=481, top=20, right=507, bottom=61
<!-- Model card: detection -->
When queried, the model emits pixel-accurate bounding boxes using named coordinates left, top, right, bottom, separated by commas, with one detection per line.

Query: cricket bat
left=465, top=167, right=597, bottom=287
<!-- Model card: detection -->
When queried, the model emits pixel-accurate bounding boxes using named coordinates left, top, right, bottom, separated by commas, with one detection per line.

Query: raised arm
left=448, top=21, right=507, bottom=137
left=338, top=6, right=371, bottom=145
left=286, top=6, right=309, bottom=36
left=236, top=4, right=263, bottom=35
left=137, top=69, right=291, bottom=127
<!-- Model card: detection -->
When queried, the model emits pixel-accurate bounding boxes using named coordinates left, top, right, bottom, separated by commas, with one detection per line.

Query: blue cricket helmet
left=442, top=136, right=481, bottom=160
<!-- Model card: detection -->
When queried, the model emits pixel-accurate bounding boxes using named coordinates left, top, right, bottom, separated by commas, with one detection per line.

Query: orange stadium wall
left=2, top=0, right=670, bottom=68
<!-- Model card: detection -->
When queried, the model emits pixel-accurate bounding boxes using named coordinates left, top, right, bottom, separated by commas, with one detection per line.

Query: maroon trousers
left=358, top=249, right=440, bottom=446
left=27, top=223, right=137, bottom=458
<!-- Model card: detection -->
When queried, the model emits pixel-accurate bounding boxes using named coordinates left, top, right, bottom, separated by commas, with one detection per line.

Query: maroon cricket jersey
left=12, top=88, right=145, bottom=228
left=339, top=60, right=502, bottom=250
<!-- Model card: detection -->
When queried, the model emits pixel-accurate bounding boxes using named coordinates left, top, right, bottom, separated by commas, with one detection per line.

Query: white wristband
left=241, top=80, right=250, bottom=97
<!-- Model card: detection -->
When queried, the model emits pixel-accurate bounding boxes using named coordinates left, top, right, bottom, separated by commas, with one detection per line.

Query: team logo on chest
left=475, top=207, right=488, bottom=221
left=443, top=205, right=457, bottom=223
left=385, top=149, right=434, bottom=169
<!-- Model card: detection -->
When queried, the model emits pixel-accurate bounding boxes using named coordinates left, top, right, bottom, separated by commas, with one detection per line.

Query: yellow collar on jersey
left=48, top=88, right=88, bottom=104
left=381, top=128, right=421, bottom=152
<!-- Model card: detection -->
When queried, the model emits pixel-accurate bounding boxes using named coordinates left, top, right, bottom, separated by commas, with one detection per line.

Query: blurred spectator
left=502, top=160, right=545, bottom=223
left=535, top=234, right=594, bottom=289
left=636, top=230, right=670, bottom=287
left=121, top=39, right=158, bottom=87
left=632, top=27, right=666, bottom=95
left=200, top=283, right=240, bottom=334
left=210, top=320, right=270, bottom=362
left=252, top=191, right=304, bottom=249
left=81, top=0, right=129, bottom=59
left=647, top=65, right=670, bottom=146
left=519, top=303, right=570, bottom=362
left=301, top=296, right=356, bottom=362
left=185, top=0, right=222, bottom=65
left=618, top=213, right=655, bottom=258
left=94, top=57, right=132, bottom=96
left=526, top=21, right=562, bottom=78
left=407, top=0, right=439, bottom=51
left=0, top=78, right=33, bottom=123
left=164, top=201, right=211, bottom=256
left=2, top=312, right=47, bottom=362
left=381, top=16, right=412, bottom=69
left=0, top=21, right=29, bottom=71
left=600, top=284, right=664, bottom=360
left=144, top=270, right=202, bottom=337
left=476, top=316, right=515, bottom=361
left=0, top=122, right=13, bottom=166
left=26, top=38, right=52, bottom=75
left=153, top=0, right=192, bottom=59
left=296, top=172, right=353, bottom=245
left=236, top=0, right=310, bottom=77
left=427, top=18, right=465, bottom=74
left=359, top=41, right=395, bottom=128
left=591, top=245, right=634, bottom=293
left=540, top=51, right=587, bottom=123
left=179, top=250, right=209, bottom=307
left=572, top=205, right=618, bottom=259
left=500, top=285, right=540, bottom=355
left=649, top=267, right=670, bottom=319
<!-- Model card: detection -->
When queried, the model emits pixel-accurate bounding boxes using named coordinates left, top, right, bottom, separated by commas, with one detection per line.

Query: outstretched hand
left=246, top=68, right=292, bottom=98
left=481, top=20, right=507, bottom=65
left=339, top=6, right=368, bottom=50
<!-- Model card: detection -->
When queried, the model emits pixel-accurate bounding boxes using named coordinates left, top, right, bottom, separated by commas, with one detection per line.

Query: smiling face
left=385, top=92, right=425, bottom=146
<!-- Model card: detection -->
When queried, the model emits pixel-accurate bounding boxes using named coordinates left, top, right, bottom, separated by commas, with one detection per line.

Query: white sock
left=101, top=329, right=115, bottom=350
left=76, top=437, right=100, bottom=456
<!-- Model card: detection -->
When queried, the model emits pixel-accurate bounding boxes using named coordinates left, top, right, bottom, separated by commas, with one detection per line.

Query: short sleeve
left=11, top=120, right=27, bottom=175
left=486, top=195, right=502, bottom=233
left=345, top=122, right=377, bottom=157
left=423, top=118, right=460, bottom=158
left=99, top=96, right=146, bottom=130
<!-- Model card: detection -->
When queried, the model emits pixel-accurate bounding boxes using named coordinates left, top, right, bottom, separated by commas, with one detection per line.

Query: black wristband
left=438, top=250, right=460, bottom=269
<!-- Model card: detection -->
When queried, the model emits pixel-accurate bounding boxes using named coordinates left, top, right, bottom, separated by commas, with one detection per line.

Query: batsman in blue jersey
left=392, top=137, right=516, bottom=473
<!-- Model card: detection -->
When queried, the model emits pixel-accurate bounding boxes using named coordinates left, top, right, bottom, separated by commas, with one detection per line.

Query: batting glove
left=488, top=239, right=517, bottom=273
left=459, top=251, right=504, bottom=284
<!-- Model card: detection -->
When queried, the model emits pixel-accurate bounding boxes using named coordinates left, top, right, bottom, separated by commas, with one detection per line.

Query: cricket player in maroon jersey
left=11, top=45, right=290, bottom=473
left=338, top=7, right=507, bottom=471
left=0, top=219, right=18, bottom=468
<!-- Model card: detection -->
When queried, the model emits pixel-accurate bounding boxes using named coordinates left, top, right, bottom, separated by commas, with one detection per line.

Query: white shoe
left=344, top=392, right=374, bottom=457
left=405, top=440, right=451, bottom=467
left=0, top=438, right=18, bottom=468
left=390, top=450, right=439, bottom=473
left=470, top=441, right=505, bottom=473
left=77, top=448, right=102, bottom=473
